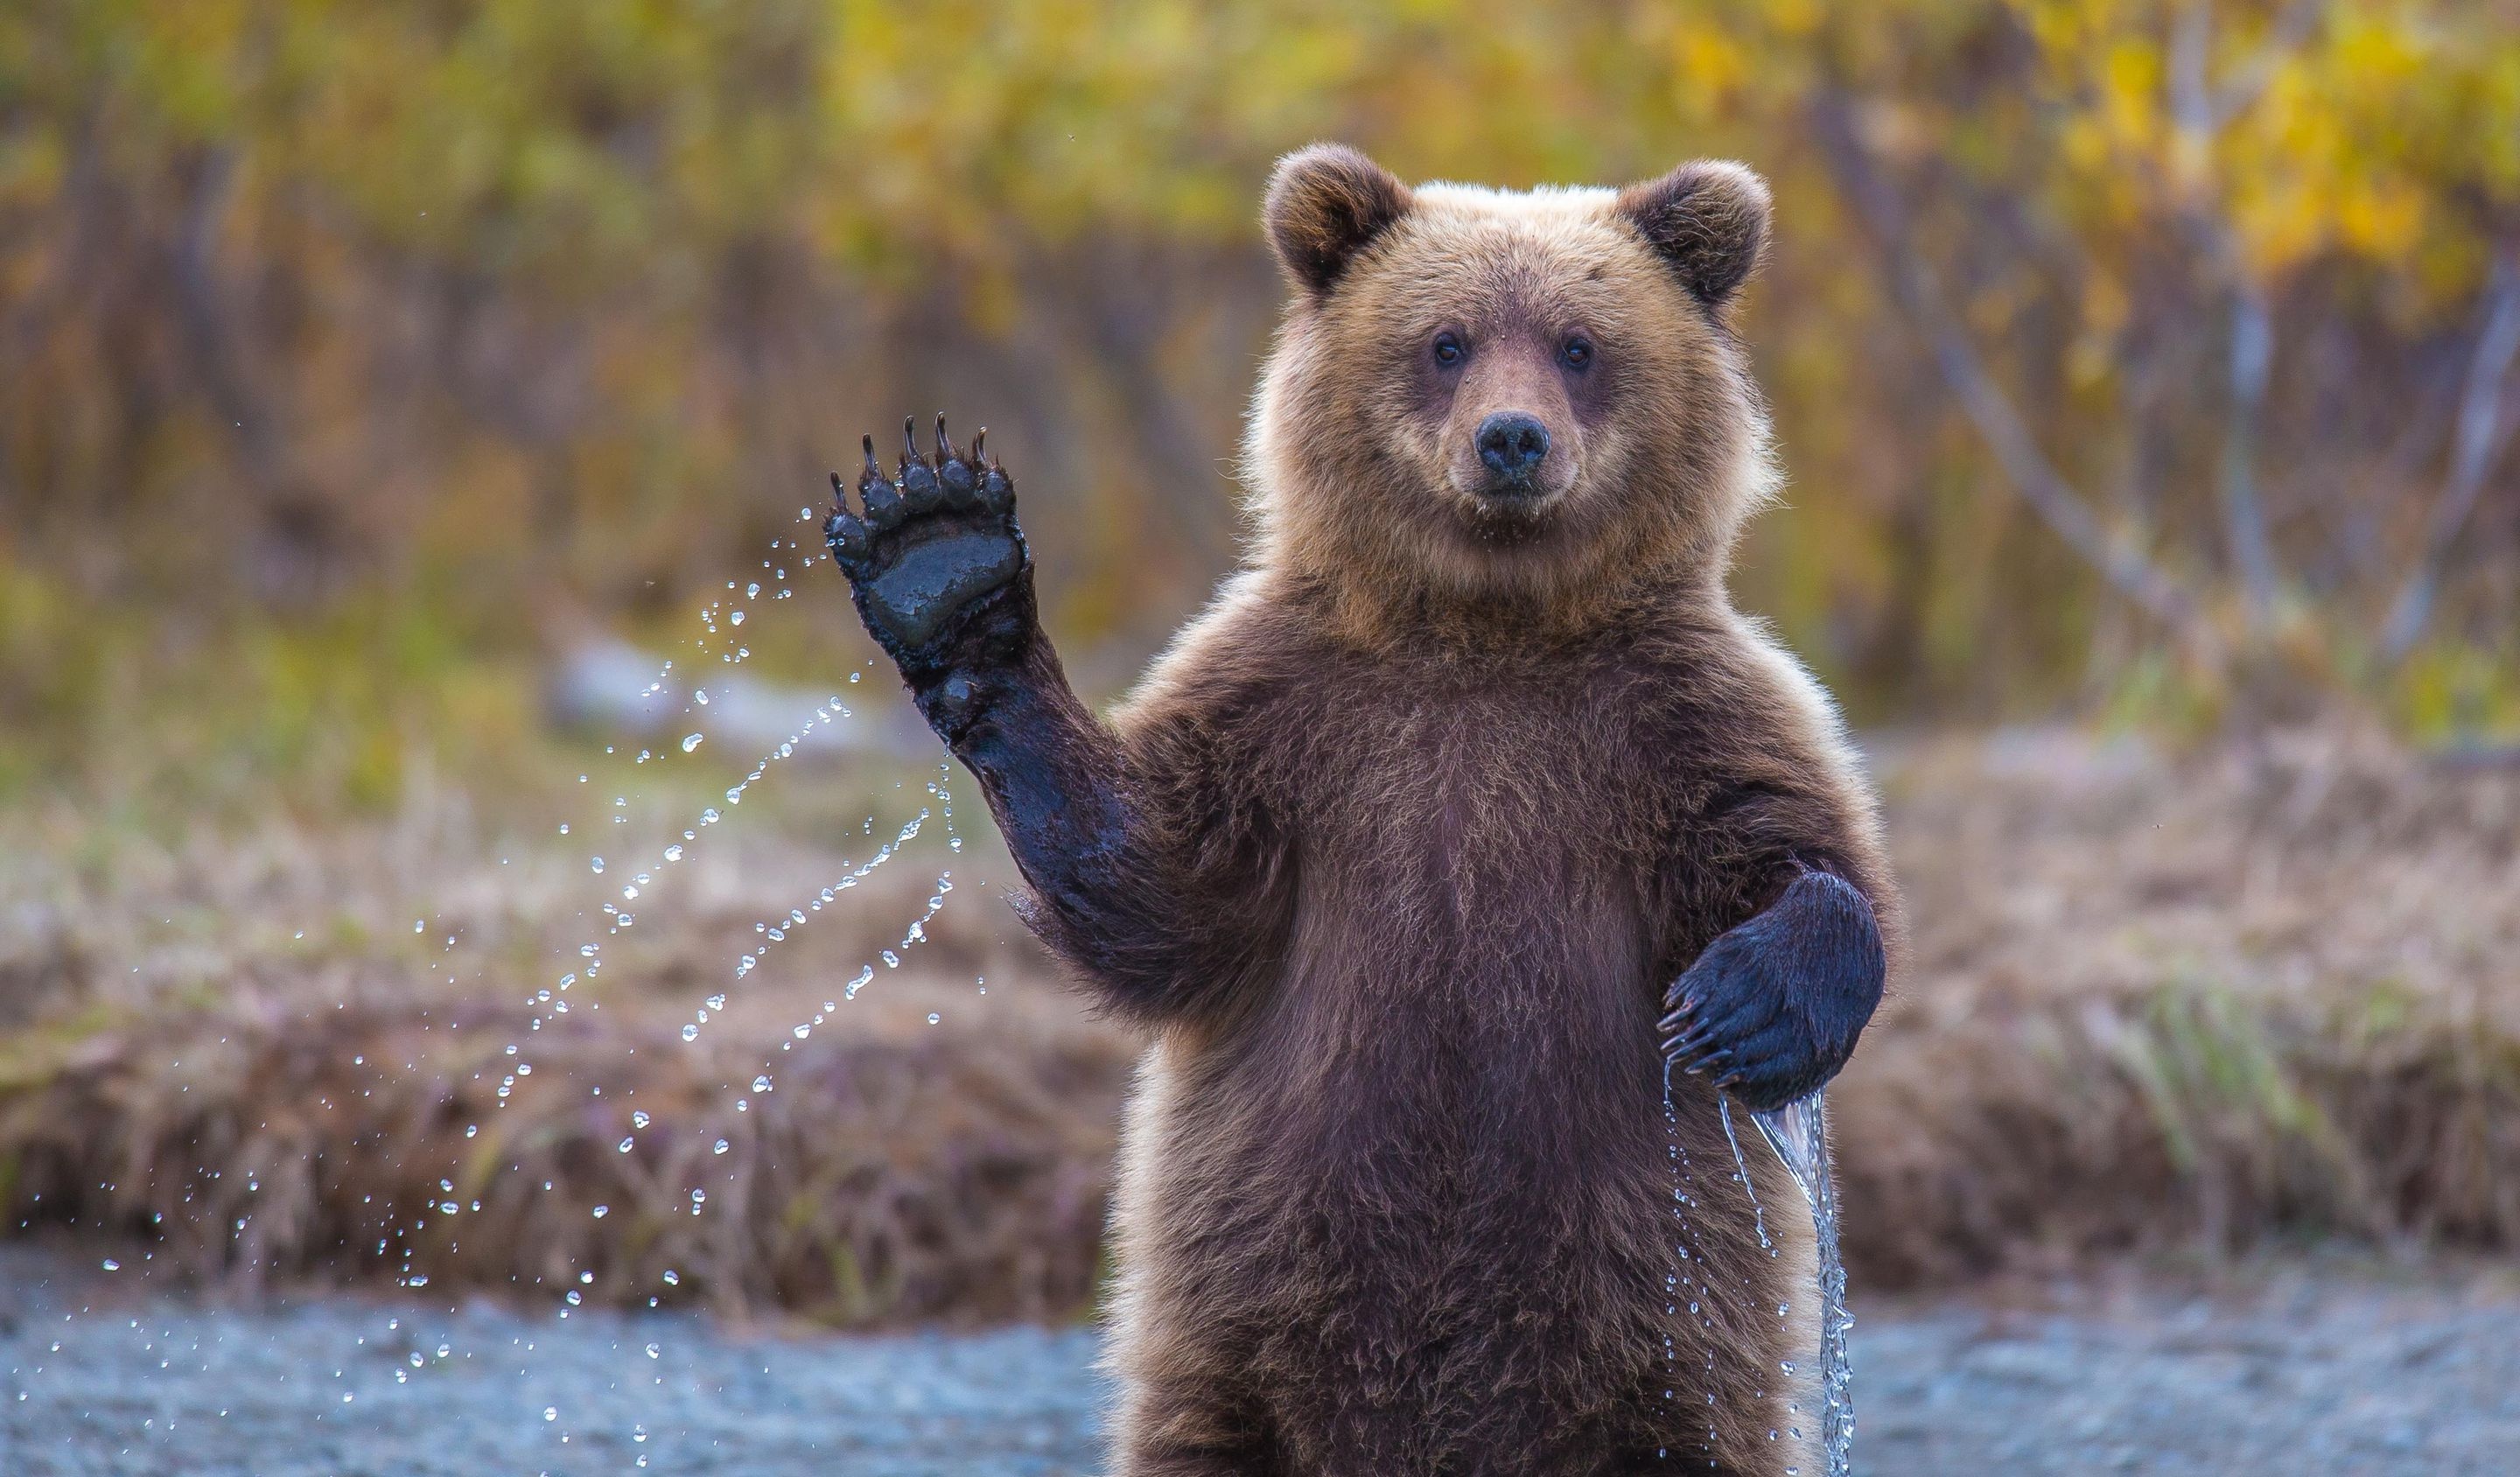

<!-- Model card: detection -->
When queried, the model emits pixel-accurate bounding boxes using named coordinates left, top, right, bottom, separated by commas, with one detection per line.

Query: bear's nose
left=1475, top=412, right=1551, bottom=486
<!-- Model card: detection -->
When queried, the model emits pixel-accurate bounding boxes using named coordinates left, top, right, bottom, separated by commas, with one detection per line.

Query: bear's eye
left=1561, top=336, right=1593, bottom=369
left=1432, top=332, right=1466, bottom=367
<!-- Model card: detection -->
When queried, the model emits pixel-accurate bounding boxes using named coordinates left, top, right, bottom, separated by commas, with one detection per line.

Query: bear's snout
left=1474, top=411, right=1552, bottom=494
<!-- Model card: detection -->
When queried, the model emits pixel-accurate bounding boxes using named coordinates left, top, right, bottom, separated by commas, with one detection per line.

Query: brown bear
left=824, top=144, right=1903, bottom=1476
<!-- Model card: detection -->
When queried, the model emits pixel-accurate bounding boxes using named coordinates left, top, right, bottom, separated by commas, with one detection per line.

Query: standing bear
left=825, top=144, right=1902, bottom=1476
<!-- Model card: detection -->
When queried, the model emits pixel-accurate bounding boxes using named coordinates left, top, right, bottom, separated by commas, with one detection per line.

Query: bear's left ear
left=1614, top=160, right=1772, bottom=309
left=1264, top=144, right=1414, bottom=299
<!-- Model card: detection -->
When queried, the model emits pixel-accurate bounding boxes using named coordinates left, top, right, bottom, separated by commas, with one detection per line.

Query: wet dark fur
left=827, top=145, right=1902, bottom=1475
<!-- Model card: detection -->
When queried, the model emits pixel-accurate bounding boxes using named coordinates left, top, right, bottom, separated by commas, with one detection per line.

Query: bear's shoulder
left=1113, top=571, right=1313, bottom=719
left=1599, top=600, right=1873, bottom=812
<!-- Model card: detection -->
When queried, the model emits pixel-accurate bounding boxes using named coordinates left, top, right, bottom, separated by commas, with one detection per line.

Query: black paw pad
left=860, top=531, right=1026, bottom=648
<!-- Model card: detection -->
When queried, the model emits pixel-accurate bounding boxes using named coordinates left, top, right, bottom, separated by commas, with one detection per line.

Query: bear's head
left=1244, top=144, right=1779, bottom=637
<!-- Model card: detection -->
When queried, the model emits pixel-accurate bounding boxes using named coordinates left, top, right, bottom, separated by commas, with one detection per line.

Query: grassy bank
left=1840, top=726, right=2520, bottom=1282
left=2, top=726, right=2515, bottom=1322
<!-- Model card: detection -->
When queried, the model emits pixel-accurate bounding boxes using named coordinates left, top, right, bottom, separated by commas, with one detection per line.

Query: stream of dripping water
left=1738, top=1091, right=1852, bottom=1477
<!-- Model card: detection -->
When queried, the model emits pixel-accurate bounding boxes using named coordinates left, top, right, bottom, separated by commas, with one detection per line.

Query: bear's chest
left=1194, top=661, right=1680, bottom=1231
left=1268, top=662, right=1673, bottom=974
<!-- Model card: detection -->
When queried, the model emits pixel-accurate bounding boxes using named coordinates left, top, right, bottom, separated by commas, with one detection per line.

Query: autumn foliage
left=2, top=0, right=2516, bottom=802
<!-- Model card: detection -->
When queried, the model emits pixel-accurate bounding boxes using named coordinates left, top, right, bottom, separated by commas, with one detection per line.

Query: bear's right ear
left=1264, top=144, right=1413, bottom=299
left=1614, top=159, right=1772, bottom=309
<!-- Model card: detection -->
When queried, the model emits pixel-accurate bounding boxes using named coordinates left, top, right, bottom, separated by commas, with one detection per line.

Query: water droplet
left=592, top=1206, right=608, bottom=1219
left=752, top=1075, right=771, bottom=1093
left=712, top=1139, right=730, bottom=1155
left=632, top=1110, right=650, bottom=1128
left=662, top=1270, right=680, bottom=1285
left=927, top=1012, right=941, bottom=1026
left=101, top=1258, right=120, bottom=1271
left=680, top=1024, right=699, bottom=1042
left=619, top=1137, right=635, bottom=1153
left=682, top=733, right=704, bottom=752
left=591, top=858, right=605, bottom=873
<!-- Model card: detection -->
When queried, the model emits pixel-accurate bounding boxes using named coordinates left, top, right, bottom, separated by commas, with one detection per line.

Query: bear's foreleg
left=826, top=416, right=1265, bottom=1024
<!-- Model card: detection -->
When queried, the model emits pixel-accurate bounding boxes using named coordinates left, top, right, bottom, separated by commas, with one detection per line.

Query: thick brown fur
left=1062, top=148, right=1907, bottom=1475
left=829, top=145, right=1904, bottom=1474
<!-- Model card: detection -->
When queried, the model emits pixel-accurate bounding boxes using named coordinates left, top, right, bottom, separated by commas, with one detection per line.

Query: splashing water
left=69, top=515, right=983, bottom=1428
left=1717, top=1095, right=1775, bottom=1256
left=1660, top=1062, right=1732, bottom=1467
left=1746, top=1091, right=1853, bottom=1477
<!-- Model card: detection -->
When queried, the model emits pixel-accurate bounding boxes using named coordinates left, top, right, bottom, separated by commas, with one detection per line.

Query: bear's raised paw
left=826, top=414, right=1031, bottom=667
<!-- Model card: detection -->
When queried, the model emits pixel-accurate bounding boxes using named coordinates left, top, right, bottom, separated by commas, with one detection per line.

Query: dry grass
left=1835, top=725, right=2520, bottom=1284
left=0, top=998, right=1126, bottom=1326
left=2, top=725, right=2516, bottom=1319
left=0, top=761, right=1130, bottom=1326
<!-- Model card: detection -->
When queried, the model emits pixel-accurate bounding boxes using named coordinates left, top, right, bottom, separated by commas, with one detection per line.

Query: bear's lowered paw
left=826, top=414, right=1032, bottom=677
left=1658, top=869, right=1886, bottom=1113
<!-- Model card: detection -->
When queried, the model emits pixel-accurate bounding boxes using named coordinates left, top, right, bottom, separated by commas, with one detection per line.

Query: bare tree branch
left=2378, top=256, right=2520, bottom=662
left=1808, top=90, right=2215, bottom=654
left=2203, top=0, right=2326, bottom=129
left=2173, top=2, right=2284, bottom=627
left=2215, top=276, right=2281, bottom=621
left=172, top=147, right=277, bottom=475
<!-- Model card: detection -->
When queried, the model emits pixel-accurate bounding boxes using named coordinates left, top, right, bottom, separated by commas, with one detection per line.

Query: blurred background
left=3, top=3, right=2517, bottom=1473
